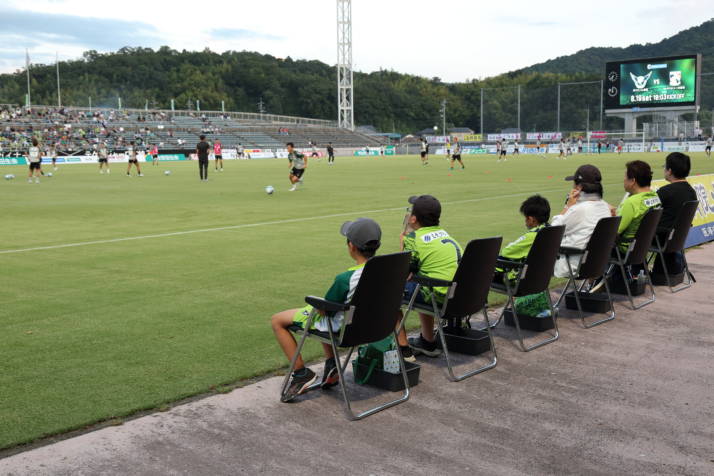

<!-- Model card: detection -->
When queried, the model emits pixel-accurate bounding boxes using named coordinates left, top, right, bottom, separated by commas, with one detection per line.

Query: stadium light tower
left=337, top=0, right=354, bottom=130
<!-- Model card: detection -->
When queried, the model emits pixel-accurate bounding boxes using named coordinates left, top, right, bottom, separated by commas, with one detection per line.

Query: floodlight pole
left=517, top=85, right=521, bottom=131
left=337, top=0, right=354, bottom=130
left=441, top=99, right=446, bottom=136
left=599, top=80, right=604, bottom=129
left=556, top=82, right=561, bottom=132
left=480, top=88, right=484, bottom=135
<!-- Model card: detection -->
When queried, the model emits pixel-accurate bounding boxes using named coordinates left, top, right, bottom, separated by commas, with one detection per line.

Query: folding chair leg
left=329, top=327, right=411, bottom=421
left=437, top=307, right=498, bottom=382
left=504, top=293, right=559, bottom=352
left=660, top=250, right=694, bottom=293
left=280, top=316, right=322, bottom=402
left=580, top=276, right=616, bottom=328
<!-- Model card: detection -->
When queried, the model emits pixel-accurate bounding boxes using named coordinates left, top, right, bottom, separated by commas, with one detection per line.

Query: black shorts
left=291, top=168, right=305, bottom=178
left=215, top=155, right=222, bottom=159
left=99, top=158, right=108, bottom=163
left=128, top=159, right=138, bottom=164
left=452, top=154, right=462, bottom=160
left=152, top=154, right=159, bottom=159
left=514, top=148, right=519, bottom=153
left=500, top=150, right=506, bottom=156
left=420, top=151, right=427, bottom=158
left=29, top=162, right=41, bottom=170
left=706, top=146, right=712, bottom=152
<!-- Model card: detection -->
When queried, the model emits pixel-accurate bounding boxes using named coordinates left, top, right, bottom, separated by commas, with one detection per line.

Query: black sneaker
left=282, top=368, right=317, bottom=402
left=400, top=345, right=416, bottom=363
left=408, top=335, right=442, bottom=357
left=321, top=358, right=339, bottom=389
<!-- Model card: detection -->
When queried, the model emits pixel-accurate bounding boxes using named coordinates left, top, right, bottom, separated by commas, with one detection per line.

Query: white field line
left=0, top=187, right=571, bottom=255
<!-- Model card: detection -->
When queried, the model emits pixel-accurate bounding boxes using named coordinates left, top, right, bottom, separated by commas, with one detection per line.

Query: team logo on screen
left=630, top=71, right=653, bottom=89
left=669, top=71, right=682, bottom=86
left=608, top=71, right=618, bottom=82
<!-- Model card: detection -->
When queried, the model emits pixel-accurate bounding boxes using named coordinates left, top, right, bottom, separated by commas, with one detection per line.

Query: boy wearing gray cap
left=271, top=218, right=382, bottom=402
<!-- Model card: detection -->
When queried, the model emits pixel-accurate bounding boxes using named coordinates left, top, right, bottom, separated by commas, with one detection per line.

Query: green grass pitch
left=1, top=151, right=712, bottom=449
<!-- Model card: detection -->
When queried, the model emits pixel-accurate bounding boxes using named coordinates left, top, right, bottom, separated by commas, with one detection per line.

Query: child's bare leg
left=271, top=309, right=305, bottom=370
left=419, top=313, right=435, bottom=341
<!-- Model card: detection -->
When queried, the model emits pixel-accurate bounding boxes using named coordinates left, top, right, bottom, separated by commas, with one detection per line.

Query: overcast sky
left=0, top=0, right=709, bottom=82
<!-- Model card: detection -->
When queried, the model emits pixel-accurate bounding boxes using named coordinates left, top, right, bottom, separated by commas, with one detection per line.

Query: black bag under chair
left=490, top=225, right=565, bottom=352
left=647, top=200, right=698, bottom=293
left=281, top=251, right=413, bottom=420
left=402, top=237, right=502, bottom=382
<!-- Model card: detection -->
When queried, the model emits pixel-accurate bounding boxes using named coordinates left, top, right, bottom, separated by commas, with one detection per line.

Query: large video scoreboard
left=604, top=54, right=701, bottom=110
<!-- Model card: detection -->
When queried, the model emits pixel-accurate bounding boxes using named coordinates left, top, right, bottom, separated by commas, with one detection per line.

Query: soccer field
left=1, top=152, right=712, bottom=450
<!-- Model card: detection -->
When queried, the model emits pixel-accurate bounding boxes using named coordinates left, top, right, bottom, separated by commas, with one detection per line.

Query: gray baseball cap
left=340, top=218, right=382, bottom=249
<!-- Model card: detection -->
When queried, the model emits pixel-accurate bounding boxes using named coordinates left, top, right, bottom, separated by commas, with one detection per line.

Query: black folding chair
left=555, top=216, right=622, bottom=328
left=607, top=207, right=663, bottom=310
left=281, top=251, right=412, bottom=420
left=401, top=237, right=502, bottom=382
left=648, top=200, right=698, bottom=293
left=490, top=225, right=565, bottom=352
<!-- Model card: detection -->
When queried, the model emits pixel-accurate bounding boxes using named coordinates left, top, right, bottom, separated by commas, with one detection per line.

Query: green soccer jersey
left=294, top=264, right=364, bottom=332
left=500, top=224, right=547, bottom=261
left=288, top=151, right=306, bottom=169
left=403, top=226, right=462, bottom=299
left=616, top=191, right=661, bottom=250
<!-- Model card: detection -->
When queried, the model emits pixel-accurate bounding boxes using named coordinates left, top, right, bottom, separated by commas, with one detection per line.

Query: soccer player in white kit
left=27, top=137, right=42, bottom=183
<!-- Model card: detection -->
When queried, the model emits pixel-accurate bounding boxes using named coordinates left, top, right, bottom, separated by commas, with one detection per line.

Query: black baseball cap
left=408, top=195, right=442, bottom=224
left=340, top=218, right=382, bottom=249
left=565, top=164, right=602, bottom=184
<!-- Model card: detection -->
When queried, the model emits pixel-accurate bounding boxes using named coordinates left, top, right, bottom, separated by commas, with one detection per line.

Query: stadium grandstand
left=0, top=104, right=389, bottom=156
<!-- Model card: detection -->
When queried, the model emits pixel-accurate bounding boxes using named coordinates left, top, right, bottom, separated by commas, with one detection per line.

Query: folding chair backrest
left=442, top=237, right=503, bottom=320
left=577, top=216, right=622, bottom=279
left=516, top=225, right=565, bottom=296
left=664, top=200, right=698, bottom=253
left=340, top=251, right=411, bottom=348
left=626, top=208, right=663, bottom=265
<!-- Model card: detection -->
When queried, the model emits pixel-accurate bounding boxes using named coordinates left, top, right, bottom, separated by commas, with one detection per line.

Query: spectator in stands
left=552, top=165, right=612, bottom=278
left=271, top=218, right=382, bottom=401
left=652, top=152, right=697, bottom=275
left=395, top=195, right=462, bottom=361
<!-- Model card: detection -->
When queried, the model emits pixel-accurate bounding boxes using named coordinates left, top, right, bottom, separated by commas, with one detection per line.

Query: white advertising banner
left=526, top=132, right=562, bottom=140
left=487, top=133, right=521, bottom=141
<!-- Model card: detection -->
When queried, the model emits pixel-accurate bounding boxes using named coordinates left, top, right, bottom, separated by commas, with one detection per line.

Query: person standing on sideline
left=214, top=139, right=224, bottom=171
left=196, top=135, right=210, bottom=181
left=27, top=137, right=42, bottom=183
left=705, top=136, right=712, bottom=158
left=326, top=142, right=335, bottom=165
left=47, top=141, right=58, bottom=171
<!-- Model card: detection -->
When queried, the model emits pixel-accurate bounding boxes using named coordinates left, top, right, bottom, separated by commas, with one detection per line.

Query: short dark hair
left=580, top=182, right=603, bottom=197
left=625, top=160, right=653, bottom=187
left=665, top=152, right=691, bottom=179
left=199, top=134, right=206, bottom=140
left=347, top=239, right=380, bottom=258
left=413, top=211, right=439, bottom=227
left=286, top=142, right=294, bottom=148
left=520, top=195, right=550, bottom=224
left=31, top=137, right=38, bottom=146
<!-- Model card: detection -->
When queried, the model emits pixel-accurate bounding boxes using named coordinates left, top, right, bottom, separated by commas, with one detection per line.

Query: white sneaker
left=28, top=178, right=33, bottom=183
left=138, top=173, right=144, bottom=177
left=289, top=185, right=297, bottom=191
left=220, top=168, right=224, bottom=171
left=53, top=167, right=58, bottom=171
left=35, top=178, right=40, bottom=183
left=107, top=169, right=110, bottom=174
left=100, top=170, right=104, bottom=174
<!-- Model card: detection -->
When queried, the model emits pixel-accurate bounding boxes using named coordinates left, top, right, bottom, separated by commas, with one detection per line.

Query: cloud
left=209, top=28, right=282, bottom=41
left=0, top=7, right=160, bottom=51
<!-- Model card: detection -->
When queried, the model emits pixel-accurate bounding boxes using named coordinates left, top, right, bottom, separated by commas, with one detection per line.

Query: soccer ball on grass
left=265, top=185, right=275, bottom=195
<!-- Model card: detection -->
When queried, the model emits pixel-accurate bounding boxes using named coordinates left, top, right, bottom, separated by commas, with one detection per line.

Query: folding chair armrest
left=410, top=274, right=452, bottom=288
left=559, top=246, right=585, bottom=256
left=496, top=258, right=524, bottom=270
left=304, top=296, right=350, bottom=313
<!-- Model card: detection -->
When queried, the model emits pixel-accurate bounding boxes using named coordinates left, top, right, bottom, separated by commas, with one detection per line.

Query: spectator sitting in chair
left=552, top=165, right=611, bottom=278
left=271, top=218, right=382, bottom=402
left=652, top=152, right=697, bottom=275
left=396, top=195, right=462, bottom=361
left=612, top=160, right=662, bottom=255
left=493, top=195, right=551, bottom=285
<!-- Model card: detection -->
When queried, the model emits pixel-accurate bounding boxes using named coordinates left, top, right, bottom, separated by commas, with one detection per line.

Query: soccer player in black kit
left=196, top=135, right=210, bottom=181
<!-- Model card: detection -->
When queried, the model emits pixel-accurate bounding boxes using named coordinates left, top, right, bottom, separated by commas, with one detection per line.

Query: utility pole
left=517, top=84, right=521, bottom=131
left=480, top=88, right=484, bottom=135
left=556, top=82, right=561, bottom=132
left=440, top=99, right=447, bottom=137
left=56, top=52, right=62, bottom=107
